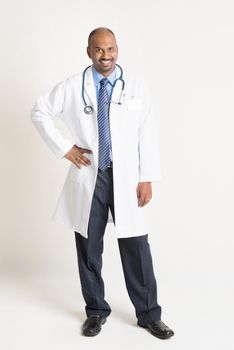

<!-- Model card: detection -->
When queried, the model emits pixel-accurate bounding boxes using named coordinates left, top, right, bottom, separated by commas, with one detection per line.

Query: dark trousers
left=74, top=165, right=162, bottom=325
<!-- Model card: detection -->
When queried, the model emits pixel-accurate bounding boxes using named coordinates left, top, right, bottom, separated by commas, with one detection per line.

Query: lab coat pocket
left=69, top=163, right=84, bottom=183
left=124, top=98, right=143, bottom=111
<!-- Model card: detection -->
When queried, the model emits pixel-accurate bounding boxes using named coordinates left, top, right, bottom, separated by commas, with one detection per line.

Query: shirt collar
left=92, top=65, right=117, bottom=87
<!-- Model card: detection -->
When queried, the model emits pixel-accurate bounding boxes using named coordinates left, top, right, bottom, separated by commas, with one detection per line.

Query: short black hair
left=88, top=27, right=115, bottom=46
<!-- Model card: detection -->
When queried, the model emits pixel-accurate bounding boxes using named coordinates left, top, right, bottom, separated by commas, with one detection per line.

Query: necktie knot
left=100, top=78, right=108, bottom=87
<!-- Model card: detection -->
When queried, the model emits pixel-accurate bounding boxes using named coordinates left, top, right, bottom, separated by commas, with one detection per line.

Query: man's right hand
left=64, top=145, right=93, bottom=169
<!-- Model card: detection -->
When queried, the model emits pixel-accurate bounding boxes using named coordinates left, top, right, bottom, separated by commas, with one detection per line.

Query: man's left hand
left=136, top=182, right=152, bottom=207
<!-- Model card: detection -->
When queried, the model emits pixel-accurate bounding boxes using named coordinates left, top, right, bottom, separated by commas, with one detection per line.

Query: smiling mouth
left=100, top=59, right=113, bottom=65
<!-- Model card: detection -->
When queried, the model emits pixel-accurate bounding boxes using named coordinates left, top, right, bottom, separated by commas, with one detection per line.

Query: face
left=87, top=31, right=118, bottom=77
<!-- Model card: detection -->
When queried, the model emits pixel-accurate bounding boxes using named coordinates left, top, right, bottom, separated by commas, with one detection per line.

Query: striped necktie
left=97, top=78, right=111, bottom=171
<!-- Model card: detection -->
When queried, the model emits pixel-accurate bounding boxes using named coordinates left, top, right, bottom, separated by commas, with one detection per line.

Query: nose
left=101, top=50, right=111, bottom=59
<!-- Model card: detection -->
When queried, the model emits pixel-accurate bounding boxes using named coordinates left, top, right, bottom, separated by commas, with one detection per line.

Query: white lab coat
left=31, top=65, right=162, bottom=238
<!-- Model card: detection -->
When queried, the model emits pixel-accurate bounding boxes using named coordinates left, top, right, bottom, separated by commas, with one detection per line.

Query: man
left=31, top=27, right=174, bottom=339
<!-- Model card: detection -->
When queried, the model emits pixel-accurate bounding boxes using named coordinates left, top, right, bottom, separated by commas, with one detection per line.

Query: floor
left=0, top=268, right=232, bottom=350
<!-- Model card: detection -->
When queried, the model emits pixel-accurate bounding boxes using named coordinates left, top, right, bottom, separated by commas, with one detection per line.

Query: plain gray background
left=0, top=0, right=233, bottom=349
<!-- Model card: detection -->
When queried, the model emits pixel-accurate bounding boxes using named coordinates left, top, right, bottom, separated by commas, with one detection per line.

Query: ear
left=87, top=46, right=91, bottom=58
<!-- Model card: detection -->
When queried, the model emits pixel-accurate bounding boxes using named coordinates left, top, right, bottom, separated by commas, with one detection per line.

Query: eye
left=108, top=47, right=114, bottom=52
left=96, top=48, right=103, bottom=53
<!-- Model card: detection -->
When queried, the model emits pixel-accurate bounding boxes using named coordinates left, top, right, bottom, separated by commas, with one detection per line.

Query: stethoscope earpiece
left=82, top=64, right=125, bottom=114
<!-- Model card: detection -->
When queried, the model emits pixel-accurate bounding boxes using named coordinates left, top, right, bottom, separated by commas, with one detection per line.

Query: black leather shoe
left=137, top=319, right=174, bottom=339
left=82, top=315, right=107, bottom=336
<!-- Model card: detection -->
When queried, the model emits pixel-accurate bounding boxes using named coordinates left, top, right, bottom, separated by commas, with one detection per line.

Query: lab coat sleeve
left=138, top=83, right=162, bottom=182
left=30, top=80, right=74, bottom=159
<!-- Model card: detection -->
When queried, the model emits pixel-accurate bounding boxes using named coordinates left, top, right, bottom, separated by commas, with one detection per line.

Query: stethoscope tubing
left=82, top=64, right=125, bottom=114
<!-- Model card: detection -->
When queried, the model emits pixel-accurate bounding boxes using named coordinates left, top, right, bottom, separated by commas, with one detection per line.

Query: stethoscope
left=82, top=63, right=125, bottom=115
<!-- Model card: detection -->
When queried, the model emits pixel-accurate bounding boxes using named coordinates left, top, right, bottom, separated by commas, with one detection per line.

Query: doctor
left=31, top=27, right=174, bottom=339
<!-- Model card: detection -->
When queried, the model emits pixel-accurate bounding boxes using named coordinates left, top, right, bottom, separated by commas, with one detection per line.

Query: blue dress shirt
left=92, top=66, right=117, bottom=161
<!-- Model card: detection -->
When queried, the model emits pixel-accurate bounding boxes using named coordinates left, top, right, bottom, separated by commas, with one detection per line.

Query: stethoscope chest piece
left=84, top=105, right=93, bottom=115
